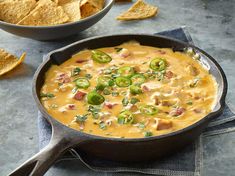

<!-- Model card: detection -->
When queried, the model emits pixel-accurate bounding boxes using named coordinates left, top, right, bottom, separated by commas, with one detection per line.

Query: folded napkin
left=38, top=27, right=235, bottom=176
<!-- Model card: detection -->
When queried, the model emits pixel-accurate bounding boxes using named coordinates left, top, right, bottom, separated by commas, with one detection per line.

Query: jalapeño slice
left=75, top=78, right=90, bottom=89
left=87, top=91, right=105, bottom=105
left=115, top=76, right=132, bottom=87
left=91, top=50, right=112, bottom=63
left=150, top=58, right=166, bottom=71
left=117, top=110, right=134, bottom=124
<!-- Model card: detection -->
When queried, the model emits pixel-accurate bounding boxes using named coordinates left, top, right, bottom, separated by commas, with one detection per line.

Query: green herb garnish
left=112, top=91, right=119, bottom=97
left=99, top=122, right=107, bottom=130
left=75, top=114, right=89, bottom=123
left=85, top=74, right=92, bottom=79
left=130, top=98, right=140, bottom=104
left=144, top=131, right=153, bottom=137
left=71, top=67, right=81, bottom=76
left=138, top=122, right=145, bottom=129
left=114, top=47, right=123, bottom=52
left=40, top=93, right=55, bottom=98
left=122, top=97, right=129, bottom=106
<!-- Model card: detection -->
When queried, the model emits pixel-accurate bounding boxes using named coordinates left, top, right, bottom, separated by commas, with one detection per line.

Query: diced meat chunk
left=129, top=104, right=138, bottom=112
left=165, top=71, right=174, bottom=79
left=194, top=108, right=202, bottom=113
left=104, top=102, right=117, bottom=109
left=56, top=73, right=71, bottom=83
left=154, top=118, right=173, bottom=130
left=74, top=91, right=86, bottom=101
left=67, top=104, right=76, bottom=110
left=170, top=107, right=185, bottom=116
left=133, top=66, right=141, bottom=72
left=154, top=96, right=159, bottom=105
left=76, top=59, right=88, bottom=63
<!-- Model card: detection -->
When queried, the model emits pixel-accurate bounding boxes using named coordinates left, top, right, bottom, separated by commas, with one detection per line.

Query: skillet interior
left=34, top=34, right=227, bottom=161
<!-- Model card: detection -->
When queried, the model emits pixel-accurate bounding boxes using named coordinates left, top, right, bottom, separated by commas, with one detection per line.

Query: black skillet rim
left=32, top=34, right=228, bottom=142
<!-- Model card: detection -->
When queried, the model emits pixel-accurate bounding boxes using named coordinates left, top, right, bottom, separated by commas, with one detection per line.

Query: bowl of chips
left=0, top=0, right=114, bottom=40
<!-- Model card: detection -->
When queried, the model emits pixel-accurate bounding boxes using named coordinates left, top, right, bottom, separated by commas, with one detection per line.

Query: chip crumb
left=0, top=49, right=26, bottom=76
left=116, top=0, right=158, bottom=21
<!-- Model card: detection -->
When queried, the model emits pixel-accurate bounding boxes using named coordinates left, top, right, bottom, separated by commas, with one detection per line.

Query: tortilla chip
left=0, top=49, right=26, bottom=76
left=59, top=0, right=81, bottom=22
left=116, top=0, right=158, bottom=21
left=0, top=0, right=36, bottom=24
left=80, top=0, right=104, bottom=18
left=17, top=0, right=69, bottom=26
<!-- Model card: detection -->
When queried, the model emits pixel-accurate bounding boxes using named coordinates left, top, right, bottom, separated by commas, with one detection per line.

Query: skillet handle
left=8, top=138, right=71, bottom=176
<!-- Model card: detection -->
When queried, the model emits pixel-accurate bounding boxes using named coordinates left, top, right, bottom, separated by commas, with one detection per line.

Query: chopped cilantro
left=130, top=98, right=140, bottom=104
left=40, top=93, right=55, bottom=98
left=99, top=122, right=107, bottom=130
left=85, top=74, right=92, bottom=79
left=71, top=67, right=81, bottom=76
left=114, top=47, right=123, bottom=52
left=144, top=131, right=153, bottom=137
left=122, top=97, right=129, bottom=106
left=75, top=114, right=89, bottom=123
left=112, top=92, right=119, bottom=97
left=138, top=122, right=145, bottom=129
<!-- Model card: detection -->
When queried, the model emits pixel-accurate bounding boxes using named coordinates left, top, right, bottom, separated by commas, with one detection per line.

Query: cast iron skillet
left=9, top=34, right=227, bottom=176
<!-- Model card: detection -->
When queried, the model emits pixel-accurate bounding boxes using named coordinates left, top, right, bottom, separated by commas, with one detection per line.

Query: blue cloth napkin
left=38, top=27, right=235, bottom=176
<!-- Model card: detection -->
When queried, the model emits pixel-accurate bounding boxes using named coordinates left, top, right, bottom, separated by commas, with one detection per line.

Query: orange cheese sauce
left=40, top=42, right=217, bottom=138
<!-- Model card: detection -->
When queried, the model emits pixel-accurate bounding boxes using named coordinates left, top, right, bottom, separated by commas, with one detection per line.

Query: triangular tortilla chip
left=0, top=49, right=26, bottom=76
left=59, top=0, right=81, bottom=22
left=80, top=0, right=104, bottom=18
left=17, top=0, right=69, bottom=26
left=0, top=0, right=36, bottom=24
left=116, top=0, right=158, bottom=21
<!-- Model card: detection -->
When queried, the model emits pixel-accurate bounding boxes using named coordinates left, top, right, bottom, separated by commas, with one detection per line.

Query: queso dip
left=40, top=42, right=217, bottom=138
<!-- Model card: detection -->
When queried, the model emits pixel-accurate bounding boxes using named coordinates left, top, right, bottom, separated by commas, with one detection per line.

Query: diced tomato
left=74, top=91, right=86, bottom=101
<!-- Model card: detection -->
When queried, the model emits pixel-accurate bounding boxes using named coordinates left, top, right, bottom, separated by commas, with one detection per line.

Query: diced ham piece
left=165, top=71, right=174, bottom=79
left=133, top=66, right=141, bottom=72
left=57, top=73, right=71, bottom=83
left=154, top=118, right=173, bottom=130
left=67, top=104, right=76, bottom=110
left=104, top=102, right=117, bottom=109
left=155, top=50, right=166, bottom=55
left=130, top=105, right=138, bottom=112
left=194, top=108, right=202, bottom=113
left=74, top=91, right=86, bottom=101
left=142, top=85, right=150, bottom=92
left=154, top=96, right=159, bottom=105
left=170, top=107, right=185, bottom=116
left=119, top=48, right=130, bottom=58
left=76, top=59, right=88, bottom=63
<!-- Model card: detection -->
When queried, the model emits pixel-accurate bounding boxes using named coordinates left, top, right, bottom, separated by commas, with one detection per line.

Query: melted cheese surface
left=41, top=42, right=217, bottom=138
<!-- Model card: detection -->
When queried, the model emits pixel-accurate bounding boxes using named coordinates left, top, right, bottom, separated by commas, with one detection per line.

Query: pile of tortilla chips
left=0, top=49, right=26, bottom=76
left=117, top=0, right=158, bottom=21
left=0, top=0, right=105, bottom=26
